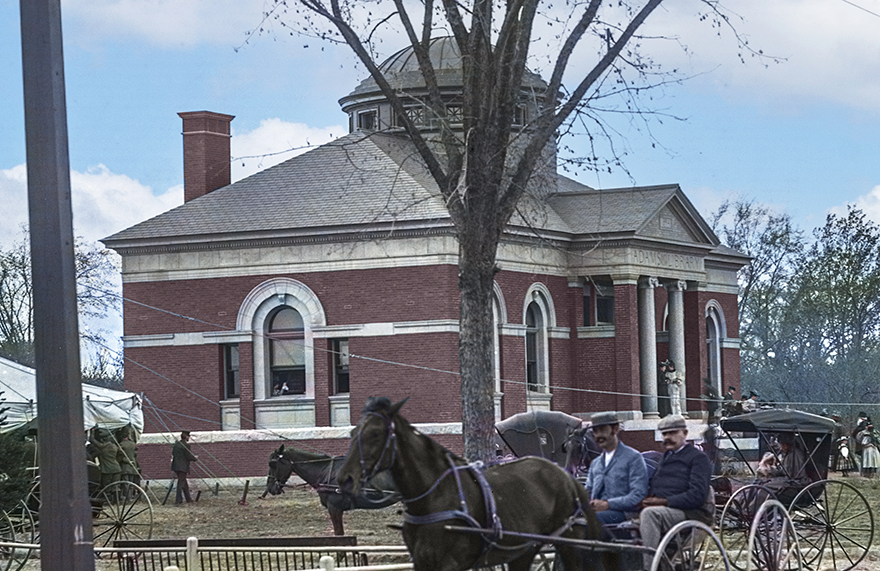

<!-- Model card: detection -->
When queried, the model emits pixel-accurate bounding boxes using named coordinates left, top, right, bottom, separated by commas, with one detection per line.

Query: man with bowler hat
left=639, top=415, right=712, bottom=568
left=171, top=430, right=198, bottom=503
left=582, top=412, right=648, bottom=525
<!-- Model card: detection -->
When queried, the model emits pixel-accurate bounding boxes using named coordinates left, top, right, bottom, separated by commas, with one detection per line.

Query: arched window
left=705, top=302, right=726, bottom=396
left=523, top=285, right=553, bottom=395
left=525, top=302, right=541, bottom=391
left=268, top=307, right=306, bottom=395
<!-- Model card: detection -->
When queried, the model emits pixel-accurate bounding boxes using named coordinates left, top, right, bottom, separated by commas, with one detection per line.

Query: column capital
left=665, top=280, right=688, bottom=292
left=639, top=276, right=660, bottom=289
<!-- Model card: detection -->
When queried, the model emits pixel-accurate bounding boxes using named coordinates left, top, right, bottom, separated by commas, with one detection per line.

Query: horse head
left=338, top=396, right=407, bottom=497
left=266, top=444, right=295, bottom=495
left=562, top=423, right=601, bottom=477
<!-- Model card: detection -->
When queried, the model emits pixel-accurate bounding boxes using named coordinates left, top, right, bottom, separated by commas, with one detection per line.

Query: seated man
left=582, top=412, right=648, bottom=525
left=640, top=415, right=712, bottom=568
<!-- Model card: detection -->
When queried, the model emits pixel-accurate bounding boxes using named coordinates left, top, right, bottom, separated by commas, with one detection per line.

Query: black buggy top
left=720, top=408, right=835, bottom=482
left=495, top=410, right=583, bottom=468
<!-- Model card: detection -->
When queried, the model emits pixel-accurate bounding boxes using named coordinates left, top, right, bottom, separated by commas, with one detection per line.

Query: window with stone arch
left=523, top=285, right=554, bottom=394
left=705, top=300, right=727, bottom=396
left=237, top=278, right=327, bottom=402
left=267, top=306, right=306, bottom=395
left=492, top=282, right=507, bottom=420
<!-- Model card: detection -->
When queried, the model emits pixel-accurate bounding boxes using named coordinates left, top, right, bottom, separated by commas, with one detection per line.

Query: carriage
left=0, top=377, right=153, bottom=571
left=714, top=409, right=874, bottom=571
left=335, top=400, right=736, bottom=571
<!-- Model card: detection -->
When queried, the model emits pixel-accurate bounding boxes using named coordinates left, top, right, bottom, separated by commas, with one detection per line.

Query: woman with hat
left=858, top=423, right=880, bottom=478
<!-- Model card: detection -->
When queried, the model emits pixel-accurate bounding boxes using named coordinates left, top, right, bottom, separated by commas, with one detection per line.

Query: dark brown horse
left=337, top=397, right=618, bottom=571
left=265, top=444, right=399, bottom=535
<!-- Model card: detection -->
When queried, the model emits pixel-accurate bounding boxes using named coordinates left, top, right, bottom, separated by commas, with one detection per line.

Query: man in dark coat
left=171, top=430, right=198, bottom=503
left=117, top=427, right=140, bottom=486
left=639, top=415, right=712, bottom=568
left=88, top=427, right=122, bottom=491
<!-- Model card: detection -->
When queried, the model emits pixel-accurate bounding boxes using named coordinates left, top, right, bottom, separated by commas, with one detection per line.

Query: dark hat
left=181, top=430, right=191, bottom=437
left=657, top=414, right=687, bottom=433
left=590, top=412, right=620, bottom=428
left=728, top=386, right=736, bottom=392
left=859, top=411, right=868, bottom=417
left=749, top=391, right=758, bottom=398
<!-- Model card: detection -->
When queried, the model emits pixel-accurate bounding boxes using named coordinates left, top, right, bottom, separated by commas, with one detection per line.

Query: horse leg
left=328, top=506, right=345, bottom=536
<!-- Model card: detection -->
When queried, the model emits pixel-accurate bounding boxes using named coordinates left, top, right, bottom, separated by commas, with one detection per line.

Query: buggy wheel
left=719, top=484, right=777, bottom=570
left=92, top=481, right=153, bottom=548
left=650, top=520, right=730, bottom=571
left=788, top=480, right=873, bottom=571
left=24, top=481, right=40, bottom=544
left=2, top=501, right=35, bottom=571
left=0, top=508, right=32, bottom=571
left=746, top=499, right=801, bottom=571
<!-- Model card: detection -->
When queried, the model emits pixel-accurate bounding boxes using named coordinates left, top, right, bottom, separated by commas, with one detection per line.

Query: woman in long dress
left=858, top=424, right=880, bottom=477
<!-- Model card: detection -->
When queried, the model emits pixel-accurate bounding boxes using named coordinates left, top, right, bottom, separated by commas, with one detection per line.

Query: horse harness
left=354, top=411, right=586, bottom=565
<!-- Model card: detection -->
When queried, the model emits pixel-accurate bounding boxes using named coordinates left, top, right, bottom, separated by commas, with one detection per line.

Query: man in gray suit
left=583, top=412, right=648, bottom=525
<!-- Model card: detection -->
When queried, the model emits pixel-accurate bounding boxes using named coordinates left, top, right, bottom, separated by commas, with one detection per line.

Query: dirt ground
left=141, top=479, right=404, bottom=544
left=14, top=475, right=880, bottom=569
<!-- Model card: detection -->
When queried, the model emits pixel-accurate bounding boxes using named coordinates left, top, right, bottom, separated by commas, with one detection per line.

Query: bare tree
left=0, top=229, right=119, bottom=377
left=257, top=0, right=758, bottom=461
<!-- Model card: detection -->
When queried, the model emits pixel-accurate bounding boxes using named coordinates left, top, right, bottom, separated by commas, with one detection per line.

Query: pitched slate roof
left=104, top=132, right=451, bottom=244
left=103, top=131, right=719, bottom=249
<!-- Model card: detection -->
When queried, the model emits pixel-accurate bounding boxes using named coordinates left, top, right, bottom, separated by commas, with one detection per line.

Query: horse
left=562, top=423, right=602, bottom=480
left=337, top=397, right=619, bottom=571
left=264, top=443, right=400, bottom=535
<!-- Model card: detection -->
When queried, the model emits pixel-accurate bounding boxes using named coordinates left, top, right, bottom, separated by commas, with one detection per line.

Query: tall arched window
left=268, top=306, right=306, bottom=395
left=525, top=302, right=541, bottom=391
left=705, top=302, right=726, bottom=396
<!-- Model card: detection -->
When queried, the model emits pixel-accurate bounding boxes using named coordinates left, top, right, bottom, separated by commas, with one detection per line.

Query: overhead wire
left=79, top=282, right=873, bottom=439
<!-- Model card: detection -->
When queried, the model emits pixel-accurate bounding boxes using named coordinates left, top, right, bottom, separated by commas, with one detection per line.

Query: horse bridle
left=353, top=412, right=398, bottom=489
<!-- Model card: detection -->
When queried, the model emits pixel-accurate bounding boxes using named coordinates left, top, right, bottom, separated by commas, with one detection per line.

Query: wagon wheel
left=92, top=481, right=153, bottom=548
left=650, top=520, right=730, bottom=571
left=0, top=500, right=36, bottom=571
left=24, top=481, right=40, bottom=544
left=788, top=480, right=873, bottom=571
left=746, top=499, right=801, bottom=571
left=720, top=484, right=777, bottom=570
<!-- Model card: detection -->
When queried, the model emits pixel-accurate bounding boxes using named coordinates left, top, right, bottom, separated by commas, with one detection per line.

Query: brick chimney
left=178, top=111, right=235, bottom=202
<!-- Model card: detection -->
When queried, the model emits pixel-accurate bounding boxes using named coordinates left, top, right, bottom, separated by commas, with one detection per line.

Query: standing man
left=88, top=427, right=122, bottom=491
left=171, top=430, right=199, bottom=504
left=722, top=386, right=737, bottom=416
left=582, top=412, right=648, bottom=525
left=640, top=415, right=712, bottom=568
left=117, top=427, right=140, bottom=486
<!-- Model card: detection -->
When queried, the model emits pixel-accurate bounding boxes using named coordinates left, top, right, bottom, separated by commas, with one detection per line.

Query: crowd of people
left=831, top=411, right=880, bottom=478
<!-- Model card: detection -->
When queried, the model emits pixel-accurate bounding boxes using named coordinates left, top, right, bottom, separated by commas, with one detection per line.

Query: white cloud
left=64, top=0, right=268, bottom=48
left=0, top=163, right=181, bottom=248
left=830, top=185, right=880, bottom=223
left=531, top=0, right=880, bottom=114
left=231, top=118, right=345, bottom=181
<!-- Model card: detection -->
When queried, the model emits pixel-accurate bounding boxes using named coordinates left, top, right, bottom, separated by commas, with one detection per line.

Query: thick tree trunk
left=458, top=228, right=500, bottom=463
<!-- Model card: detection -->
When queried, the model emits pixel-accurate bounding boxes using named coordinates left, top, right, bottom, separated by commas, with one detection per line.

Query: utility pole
left=19, top=1, right=95, bottom=569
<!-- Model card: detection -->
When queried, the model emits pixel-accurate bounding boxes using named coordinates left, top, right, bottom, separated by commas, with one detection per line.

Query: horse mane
left=362, top=396, right=393, bottom=414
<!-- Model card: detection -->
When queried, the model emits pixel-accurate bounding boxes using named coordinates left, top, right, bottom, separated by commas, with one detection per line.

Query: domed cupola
left=339, top=37, right=549, bottom=133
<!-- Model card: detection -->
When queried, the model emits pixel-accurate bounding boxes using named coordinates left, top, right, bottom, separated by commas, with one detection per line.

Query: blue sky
left=1, top=2, right=879, bottom=275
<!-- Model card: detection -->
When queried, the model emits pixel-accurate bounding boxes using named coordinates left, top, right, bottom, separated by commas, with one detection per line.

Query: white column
left=638, top=277, right=659, bottom=418
left=666, top=280, right=688, bottom=417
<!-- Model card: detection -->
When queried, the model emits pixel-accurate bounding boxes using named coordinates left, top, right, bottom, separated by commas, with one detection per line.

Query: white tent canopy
left=0, top=355, right=143, bottom=435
